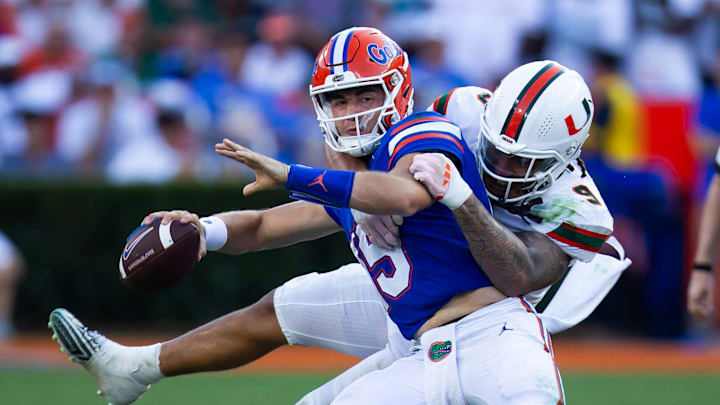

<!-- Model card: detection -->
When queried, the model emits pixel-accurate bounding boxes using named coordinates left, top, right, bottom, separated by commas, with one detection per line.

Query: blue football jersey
left=325, top=111, right=494, bottom=339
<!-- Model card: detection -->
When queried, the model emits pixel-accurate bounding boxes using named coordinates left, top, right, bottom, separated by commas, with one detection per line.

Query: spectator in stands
left=588, top=50, right=644, bottom=168
left=584, top=47, right=686, bottom=337
left=623, top=0, right=706, bottom=336
left=190, top=30, right=250, bottom=113
left=542, top=0, right=633, bottom=79
left=10, top=70, right=72, bottom=174
left=215, top=92, right=279, bottom=165
left=0, top=36, right=27, bottom=169
left=0, top=230, right=24, bottom=340
left=240, top=11, right=312, bottom=96
left=105, top=78, right=215, bottom=183
left=55, top=60, right=154, bottom=173
left=65, top=0, right=124, bottom=57
left=13, top=0, right=54, bottom=47
left=426, top=0, right=544, bottom=87
left=154, top=17, right=213, bottom=79
left=402, top=13, right=467, bottom=111
left=17, top=24, right=86, bottom=77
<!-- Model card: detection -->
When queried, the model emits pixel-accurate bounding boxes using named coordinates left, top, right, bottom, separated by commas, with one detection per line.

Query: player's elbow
left=512, top=264, right=565, bottom=297
left=393, top=195, right=427, bottom=217
left=497, top=282, right=529, bottom=298
left=495, top=264, right=553, bottom=297
left=495, top=272, right=538, bottom=297
left=395, top=185, right=435, bottom=216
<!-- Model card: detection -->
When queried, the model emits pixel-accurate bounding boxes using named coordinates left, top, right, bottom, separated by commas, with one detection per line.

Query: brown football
left=119, top=220, right=200, bottom=291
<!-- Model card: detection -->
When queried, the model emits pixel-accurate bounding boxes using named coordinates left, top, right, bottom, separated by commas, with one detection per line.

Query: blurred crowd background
left=1, top=0, right=720, bottom=339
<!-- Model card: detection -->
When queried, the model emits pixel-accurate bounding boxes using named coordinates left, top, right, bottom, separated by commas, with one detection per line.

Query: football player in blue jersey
left=47, top=28, right=624, bottom=405
left=211, top=28, right=564, bottom=403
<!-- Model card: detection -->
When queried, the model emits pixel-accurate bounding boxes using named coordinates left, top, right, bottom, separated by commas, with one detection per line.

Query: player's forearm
left=215, top=210, right=264, bottom=254
left=694, top=174, right=720, bottom=265
left=286, top=154, right=432, bottom=215
left=515, top=231, right=569, bottom=290
left=453, top=196, right=559, bottom=296
left=350, top=171, right=433, bottom=216
left=454, top=194, right=568, bottom=294
left=217, top=202, right=339, bottom=254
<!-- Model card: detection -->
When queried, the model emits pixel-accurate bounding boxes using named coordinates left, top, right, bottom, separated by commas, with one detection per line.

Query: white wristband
left=434, top=158, right=473, bottom=210
left=440, top=176, right=473, bottom=210
left=200, top=216, right=228, bottom=251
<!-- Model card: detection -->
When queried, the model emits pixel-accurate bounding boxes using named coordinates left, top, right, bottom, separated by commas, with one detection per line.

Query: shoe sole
left=49, top=308, right=97, bottom=364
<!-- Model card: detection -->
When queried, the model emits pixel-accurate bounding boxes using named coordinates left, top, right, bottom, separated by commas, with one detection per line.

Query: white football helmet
left=477, top=60, right=594, bottom=204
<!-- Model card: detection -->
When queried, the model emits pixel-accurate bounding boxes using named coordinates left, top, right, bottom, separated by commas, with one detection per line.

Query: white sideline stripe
left=159, top=222, right=174, bottom=249
left=387, top=121, right=462, bottom=155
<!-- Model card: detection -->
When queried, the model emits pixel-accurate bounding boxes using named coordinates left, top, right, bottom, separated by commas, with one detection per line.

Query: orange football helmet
left=310, top=27, right=413, bottom=156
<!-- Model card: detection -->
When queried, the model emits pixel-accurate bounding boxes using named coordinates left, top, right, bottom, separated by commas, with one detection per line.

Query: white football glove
left=351, top=209, right=403, bottom=250
left=409, top=153, right=472, bottom=210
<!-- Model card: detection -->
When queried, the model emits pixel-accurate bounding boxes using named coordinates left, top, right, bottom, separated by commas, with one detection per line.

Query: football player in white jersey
left=47, top=28, right=628, bottom=405
left=298, top=62, right=629, bottom=404
left=427, top=76, right=618, bottom=305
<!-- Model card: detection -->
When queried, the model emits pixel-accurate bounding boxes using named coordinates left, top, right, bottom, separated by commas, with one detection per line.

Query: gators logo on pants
left=428, top=341, right=452, bottom=362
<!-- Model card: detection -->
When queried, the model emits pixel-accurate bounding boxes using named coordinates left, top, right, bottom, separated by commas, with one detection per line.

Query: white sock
left=130, top=343, right=164, bottom=384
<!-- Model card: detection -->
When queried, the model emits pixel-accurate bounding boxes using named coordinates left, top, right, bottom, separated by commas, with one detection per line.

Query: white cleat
left=49, top=308, right=153, bottom=405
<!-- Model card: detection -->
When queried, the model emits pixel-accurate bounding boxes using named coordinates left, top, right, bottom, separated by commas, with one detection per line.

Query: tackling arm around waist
left=415, top=286, right=507, bottom=339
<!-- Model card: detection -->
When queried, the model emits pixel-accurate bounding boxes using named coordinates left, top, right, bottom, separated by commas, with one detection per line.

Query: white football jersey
left=429, top=86, right=614, bottom=263
left=429, top=86, right=491, bottom=151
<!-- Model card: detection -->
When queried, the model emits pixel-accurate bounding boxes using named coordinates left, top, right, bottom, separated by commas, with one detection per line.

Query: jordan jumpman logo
left=499, top=322, right=514, bottom=336
left=307, top=171, right=328, bottom=192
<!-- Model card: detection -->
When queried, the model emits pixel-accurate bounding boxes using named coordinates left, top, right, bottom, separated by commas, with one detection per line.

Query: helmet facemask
left=477, top=109, right=578, bottom=205
left=311, top=71, right=406, bottom=157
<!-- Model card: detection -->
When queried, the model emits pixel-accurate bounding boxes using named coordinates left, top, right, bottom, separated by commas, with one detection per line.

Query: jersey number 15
left=350, top=226, right=413, bottom=300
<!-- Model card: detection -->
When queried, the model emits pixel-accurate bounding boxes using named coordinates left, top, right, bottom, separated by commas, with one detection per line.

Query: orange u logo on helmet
left=564, top=98, right=593, bottom=136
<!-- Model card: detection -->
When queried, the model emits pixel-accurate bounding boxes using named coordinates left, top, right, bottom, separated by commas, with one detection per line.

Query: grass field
left=2, top=368, right=720, bottom=405
left=3, top=336, right=720, bottom=404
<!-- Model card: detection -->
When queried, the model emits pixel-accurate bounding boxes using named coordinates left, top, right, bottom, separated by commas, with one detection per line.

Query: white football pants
left=334, top=298, right=562, bottom=405
left=278, top=242, right=629, bottom=404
